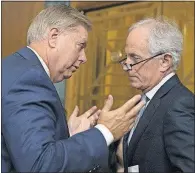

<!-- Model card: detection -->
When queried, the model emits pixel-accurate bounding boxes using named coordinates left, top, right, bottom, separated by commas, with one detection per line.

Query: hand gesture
left=98, top=95, right=145, bottom=141
left=68, top=106, right=101, bottom=136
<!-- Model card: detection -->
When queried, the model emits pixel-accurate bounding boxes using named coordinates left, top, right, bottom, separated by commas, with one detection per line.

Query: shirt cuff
left=95, top=124, right=114, bottom=146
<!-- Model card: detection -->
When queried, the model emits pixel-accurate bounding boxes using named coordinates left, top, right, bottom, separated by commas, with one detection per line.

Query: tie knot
left=141, top=94, right=150, bottom=103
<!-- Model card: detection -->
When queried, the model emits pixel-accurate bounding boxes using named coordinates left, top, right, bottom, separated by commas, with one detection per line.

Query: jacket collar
left=17, top=47, right=42, bottom=65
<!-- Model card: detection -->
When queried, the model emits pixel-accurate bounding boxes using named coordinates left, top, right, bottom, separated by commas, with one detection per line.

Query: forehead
left=64, top=25, right=88, bottom=41
left=125, top=27, right=150, bottom=53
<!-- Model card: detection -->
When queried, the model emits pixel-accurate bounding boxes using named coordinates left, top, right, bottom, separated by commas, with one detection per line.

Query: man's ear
left=160, top=54, right=173, bottom=72
left=48, top=28, right=59, bottom=48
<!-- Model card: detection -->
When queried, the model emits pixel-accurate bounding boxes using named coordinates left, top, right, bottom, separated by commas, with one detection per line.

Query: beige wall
left=2, top=2, right=44, bottom=58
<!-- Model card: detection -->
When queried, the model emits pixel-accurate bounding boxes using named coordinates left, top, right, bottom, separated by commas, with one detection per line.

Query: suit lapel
left=127, top=75, right=181, bottom=165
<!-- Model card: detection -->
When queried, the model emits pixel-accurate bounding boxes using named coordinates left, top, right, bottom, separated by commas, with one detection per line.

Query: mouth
left=74, top=65, right=79, bottom=69
left=128, top=75, right=136, bottom=78
left=128, top=76, right=137, bottom=80
left=72, top=65, right=79, bottom=72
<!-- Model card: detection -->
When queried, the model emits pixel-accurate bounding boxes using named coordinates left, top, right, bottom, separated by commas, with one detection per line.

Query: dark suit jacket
left=122, top=75, right=194, bottom=172
left=109, top=75, right=194, bottom=173
left=2, top=47, right=108, bottom=172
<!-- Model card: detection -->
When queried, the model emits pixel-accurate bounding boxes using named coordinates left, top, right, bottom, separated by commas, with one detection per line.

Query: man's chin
left=65, top=75, right=72, bottom=79
left=63, top=73, right=73, bottom=79
left=130, top=82, right=140, bottom=89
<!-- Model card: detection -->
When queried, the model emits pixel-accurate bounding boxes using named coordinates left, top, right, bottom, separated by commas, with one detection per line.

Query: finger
left=88, top=110, right=101, bottom=124
left=89, top=109, right=101, bottom=120
left=88, top=115, right=98, bottom=123
left=120, top=95, right=142, bottom=113
left=95, top=110, right=101, bottom=119
left=70, top=106, right=79, bottom=118
left=76, top=118, right=91, bottom=134
left=83, top=106, right=97, bottom=118
left=88, top=115, right=96, bottom=125
left=90, top=121, right=96, bottom=128
left=102, top=95, right=113, bottom=112
left=88, top=115, right=95, bottom=122
left=128, top=117, right=136, bottom=125
left=129, top=122, right=135, bottom=130
left=125, top=100, right=145, bottom=119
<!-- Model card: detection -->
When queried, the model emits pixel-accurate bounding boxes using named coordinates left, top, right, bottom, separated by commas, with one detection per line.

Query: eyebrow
left=128, top=53, right=142, bottom=59
left=119, top=52, right=142, bottom=63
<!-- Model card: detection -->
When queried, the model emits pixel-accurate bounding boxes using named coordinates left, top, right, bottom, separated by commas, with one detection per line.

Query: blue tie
left=127, top=94, right=149, bottom=144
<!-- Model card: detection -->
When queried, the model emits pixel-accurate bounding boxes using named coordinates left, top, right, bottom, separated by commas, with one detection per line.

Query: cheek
left=56, top=43, right=74, bottom=64
left=132, top=69, right=149, bottom=84
left=139, top=70, right=152, bottom=83
left=139, top=68, right=160, bottom=87
left=65, top=50, right=79, bottom=66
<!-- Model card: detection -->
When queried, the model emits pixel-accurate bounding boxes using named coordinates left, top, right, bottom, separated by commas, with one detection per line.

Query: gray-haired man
left=110, top=17, right=194, bottom=172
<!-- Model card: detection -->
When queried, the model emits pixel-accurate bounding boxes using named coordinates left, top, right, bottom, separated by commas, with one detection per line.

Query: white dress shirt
left=27, top=46, right=114, bottom=146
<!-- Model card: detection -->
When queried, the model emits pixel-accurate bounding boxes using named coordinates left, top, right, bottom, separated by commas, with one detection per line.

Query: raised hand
left=98, top=95, right=145, bottom=141
left=68, top=106, right=101, bottom=136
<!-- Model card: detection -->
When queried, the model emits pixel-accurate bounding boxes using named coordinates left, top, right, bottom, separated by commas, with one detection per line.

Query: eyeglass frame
left=118, top=52, right=166, bottom=71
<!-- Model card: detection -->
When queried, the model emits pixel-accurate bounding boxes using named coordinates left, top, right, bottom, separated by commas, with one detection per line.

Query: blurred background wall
left=2, top=2, right=45, bottom=58
left=2, top=1, right=194, bottom=117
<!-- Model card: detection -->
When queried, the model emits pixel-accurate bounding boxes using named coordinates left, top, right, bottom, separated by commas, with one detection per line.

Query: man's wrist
left=95, top=124, right=114, bottom=146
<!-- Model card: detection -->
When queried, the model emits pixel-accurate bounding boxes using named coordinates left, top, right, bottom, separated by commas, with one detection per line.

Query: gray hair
left=128, top=17, right=183, bottom=70
left=27, top=4, right=92, bottom=45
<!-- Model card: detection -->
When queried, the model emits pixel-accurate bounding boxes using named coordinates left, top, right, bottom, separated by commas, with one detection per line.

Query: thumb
left=70, top=106, right=79, bottom=118
left=102, top=95, right=113, bottom=112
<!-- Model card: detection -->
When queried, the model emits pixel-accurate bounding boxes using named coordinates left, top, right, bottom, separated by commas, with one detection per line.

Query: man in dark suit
left=111, top=18, right=194, bottom=172
left=2, top=5, right=145, bottom=172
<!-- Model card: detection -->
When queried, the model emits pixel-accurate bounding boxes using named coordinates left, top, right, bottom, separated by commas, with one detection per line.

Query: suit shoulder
left=162, top=82, right=194, bottom=113
left=174, top=82, right=194, bottom=99
left=2, top=53, right=48, bottom=98
left=2, top=52, right=34, bottom=72
left=165, top=82, right=194, bottom=114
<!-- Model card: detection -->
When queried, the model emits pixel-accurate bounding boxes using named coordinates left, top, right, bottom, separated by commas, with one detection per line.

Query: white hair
left=27, top=4, right=92, bottom=45
left=128, top=17, right=183, bottom=70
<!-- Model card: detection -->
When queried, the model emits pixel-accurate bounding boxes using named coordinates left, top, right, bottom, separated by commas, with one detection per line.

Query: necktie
left=127, top=94, right=149, bottom=144
left=117, top=95, right=149, bottom=171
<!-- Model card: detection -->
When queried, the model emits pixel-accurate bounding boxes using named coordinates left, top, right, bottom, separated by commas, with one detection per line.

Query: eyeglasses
left=119, top=52, right=165, bottom=71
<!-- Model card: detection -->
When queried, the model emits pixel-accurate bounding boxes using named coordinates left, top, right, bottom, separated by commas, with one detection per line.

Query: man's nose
left=125, top=57, right=131, bottom=64
left=80, top=51, right=87, bottom=64
left=123, top=57, right=133, bottom=71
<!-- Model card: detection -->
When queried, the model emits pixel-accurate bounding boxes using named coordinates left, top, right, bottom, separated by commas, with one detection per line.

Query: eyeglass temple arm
left=130, top=52, right=165, bottom=67
left=119, top=57, right=127, bottom=63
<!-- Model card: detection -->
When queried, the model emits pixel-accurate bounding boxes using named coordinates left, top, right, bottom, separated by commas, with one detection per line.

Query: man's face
left=47, top=25, right=88, bottom=83
left=125, top=27, right=163, bottom=92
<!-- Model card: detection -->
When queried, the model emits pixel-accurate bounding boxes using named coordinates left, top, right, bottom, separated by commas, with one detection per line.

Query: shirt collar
left=145, top=72, right=175, bottom=100
left=27, top=46, right=50, bottom=77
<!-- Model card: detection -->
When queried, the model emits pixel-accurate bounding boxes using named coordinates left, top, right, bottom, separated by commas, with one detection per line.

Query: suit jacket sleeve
left=108, top=140, right=120, bottom=173
left=164, top=95, right=194, bottom=172
left=2, top=66, right=108, bottom=172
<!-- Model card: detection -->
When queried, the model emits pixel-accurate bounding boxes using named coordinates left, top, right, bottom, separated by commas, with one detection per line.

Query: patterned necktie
left=127, top=94, right=149, bottom=145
